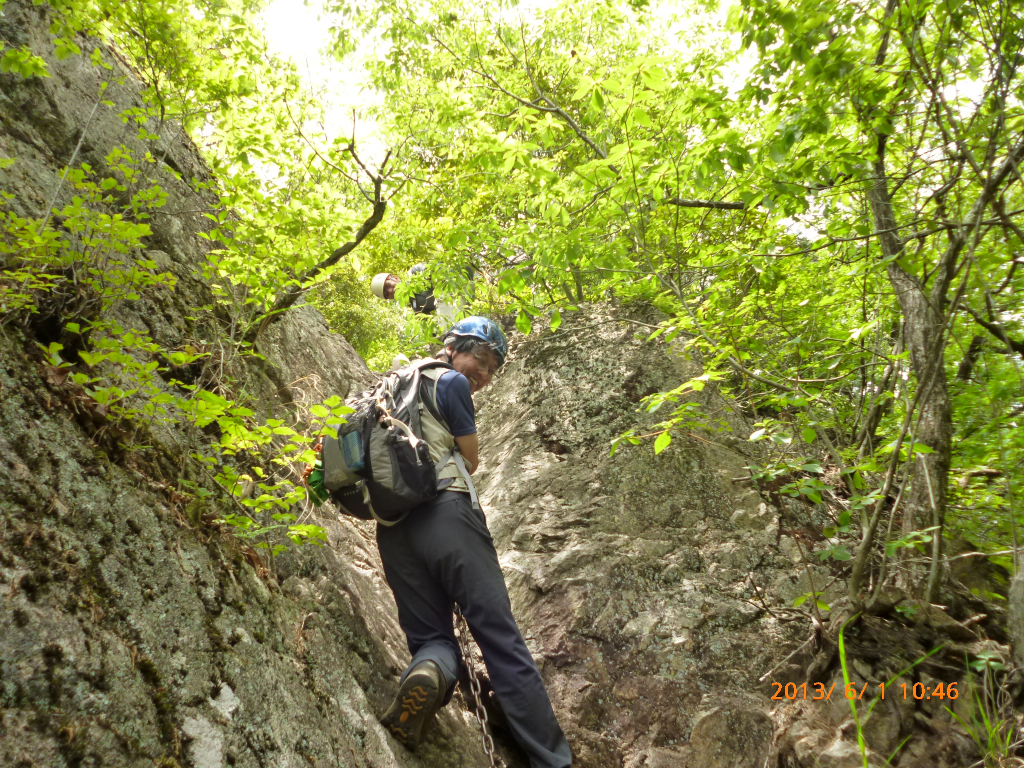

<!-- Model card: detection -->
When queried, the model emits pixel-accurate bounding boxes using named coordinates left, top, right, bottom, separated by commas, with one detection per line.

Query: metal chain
left=454, top=604, right=498, bottom=768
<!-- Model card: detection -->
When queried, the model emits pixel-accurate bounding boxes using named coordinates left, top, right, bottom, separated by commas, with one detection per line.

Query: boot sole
left=381, top=674, right=441, bottom=749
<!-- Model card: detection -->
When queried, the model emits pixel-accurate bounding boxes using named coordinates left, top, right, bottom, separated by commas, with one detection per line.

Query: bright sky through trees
left=261, top=0, right=331, bottom=71
left=261, top=0, right=386, bottom=158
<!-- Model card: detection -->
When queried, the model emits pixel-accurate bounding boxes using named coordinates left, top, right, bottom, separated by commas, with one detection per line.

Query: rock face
left=0, top=328, right=491, bottom=768
left=473, top=308, right=796, bottom=767
left=474, top=308, right=991, bottom=768
left=0, top=3, right=489, bottom=766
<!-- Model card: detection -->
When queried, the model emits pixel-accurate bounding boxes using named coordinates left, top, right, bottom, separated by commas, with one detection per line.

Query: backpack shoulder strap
left=408, top=360, right=454, bottom=432
left=393, top=366, right=424, bottom=436
left=418, top=375, right=448, bottom=432
left=407, top=358, right=454, bottom=374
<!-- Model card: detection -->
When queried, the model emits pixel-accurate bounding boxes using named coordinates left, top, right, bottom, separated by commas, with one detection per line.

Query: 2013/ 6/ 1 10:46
left=770, top=681, right=959, bottom=701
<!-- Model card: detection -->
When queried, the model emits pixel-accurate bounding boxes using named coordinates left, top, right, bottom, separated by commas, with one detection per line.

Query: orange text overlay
left=771, top=681, right=959, bottom=701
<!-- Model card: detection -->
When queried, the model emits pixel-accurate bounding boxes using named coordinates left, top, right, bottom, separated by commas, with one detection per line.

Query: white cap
left=371, top=273, right=393, bottom=299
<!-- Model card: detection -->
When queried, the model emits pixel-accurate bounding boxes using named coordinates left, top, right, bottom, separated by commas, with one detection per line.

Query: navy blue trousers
left=376, top=491, right=572, bottom=768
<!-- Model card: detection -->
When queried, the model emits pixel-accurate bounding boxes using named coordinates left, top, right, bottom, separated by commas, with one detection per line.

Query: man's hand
left=454, top=434, right=479, bottom=474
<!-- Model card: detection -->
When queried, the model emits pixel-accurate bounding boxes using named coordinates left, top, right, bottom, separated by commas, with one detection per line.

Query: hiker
left=371, top=263, right=450, bottom=316
left=378, top=316, right=573, bottom=768
left=371, top=263, right=475, bottom=320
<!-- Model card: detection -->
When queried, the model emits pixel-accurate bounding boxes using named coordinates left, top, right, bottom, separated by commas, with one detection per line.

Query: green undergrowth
left=1, top=112, right=344, bottom=561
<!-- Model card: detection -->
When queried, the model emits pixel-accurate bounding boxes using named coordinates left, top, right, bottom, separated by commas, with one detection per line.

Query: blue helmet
left=443, top=316, right=508, bottom=368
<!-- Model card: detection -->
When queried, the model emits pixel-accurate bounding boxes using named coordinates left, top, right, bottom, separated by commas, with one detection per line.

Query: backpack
left=309, top=358, right=476, bottom=526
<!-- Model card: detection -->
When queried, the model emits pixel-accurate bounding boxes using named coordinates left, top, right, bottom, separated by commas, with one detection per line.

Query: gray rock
left=687, top=694, right=773, bottom=768
left=471, top=307, right=819, bottom=766
left=860, top=694, right=904, bottom=757
left=790, top=720, right=831, bottom=765
left=817, top=738, right=882, bottom=768
left=183, top=715, right=225, bottom=768
left=644, top=746, right=689, bottom=767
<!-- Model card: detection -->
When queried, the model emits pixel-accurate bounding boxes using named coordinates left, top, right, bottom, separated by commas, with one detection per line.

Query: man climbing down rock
left=377, top=316, right=573, bottom=768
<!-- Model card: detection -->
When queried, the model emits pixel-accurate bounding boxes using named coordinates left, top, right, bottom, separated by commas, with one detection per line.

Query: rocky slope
left=474, top=308, right=1019, bottom=768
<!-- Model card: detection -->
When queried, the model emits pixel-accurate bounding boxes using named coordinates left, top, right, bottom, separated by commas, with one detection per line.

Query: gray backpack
left=319, top=358, right=474, bottom=525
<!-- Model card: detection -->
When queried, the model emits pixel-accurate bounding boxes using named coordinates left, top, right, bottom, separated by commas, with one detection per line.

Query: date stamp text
left=771, top=681, right=959, bottom=701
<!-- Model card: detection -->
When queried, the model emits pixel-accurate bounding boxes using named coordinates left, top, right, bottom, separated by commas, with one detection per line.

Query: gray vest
left=420, top=366, right=472, bottom=494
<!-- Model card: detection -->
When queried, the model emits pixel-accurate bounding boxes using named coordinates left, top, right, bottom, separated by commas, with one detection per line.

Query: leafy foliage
left=4, top=0, right=1022, bottom=595
left=327, top=0, right=1023, bottom=599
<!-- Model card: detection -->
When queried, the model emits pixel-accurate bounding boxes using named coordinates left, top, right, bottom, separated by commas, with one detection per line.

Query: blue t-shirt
left=434, top=369, right=476, bottom=437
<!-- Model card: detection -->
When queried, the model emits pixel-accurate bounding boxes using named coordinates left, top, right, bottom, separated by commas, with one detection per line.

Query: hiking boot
left=381, top=660, right=444, bottom=749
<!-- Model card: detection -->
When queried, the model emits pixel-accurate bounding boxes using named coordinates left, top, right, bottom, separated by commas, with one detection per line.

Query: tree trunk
left=1010, top=570, right=1024, bottom=669
left=868, top=166, right=953, bottom=601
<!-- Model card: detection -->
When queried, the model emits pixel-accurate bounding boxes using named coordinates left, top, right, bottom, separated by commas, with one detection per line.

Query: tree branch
left=243, top=169, right=387, bottom=344
left=963, top=305, right=1024, bottom=356
left=930, top=134, right=1024, bottom=306
left=663, top=197, right=745, bottom=210
left=956, top=335, right=985, bottom=381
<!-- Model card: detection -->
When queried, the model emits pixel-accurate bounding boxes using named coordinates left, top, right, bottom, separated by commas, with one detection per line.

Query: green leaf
left=550, top=309, right=562, bottom=331
left=516, top=310, right=532, bottom=335
left=653, top=431, right=672, bottom=454
left=0, top=46, right=50, bottom=79
left=498, top=270, right=528, bottom=294
left=641, top=67, right=669, bottom=91
left=78, top=351, right=106, bottom=367
left=830, top=546, right=851, bottom=561
left=802, top=427, right=816, bottom=443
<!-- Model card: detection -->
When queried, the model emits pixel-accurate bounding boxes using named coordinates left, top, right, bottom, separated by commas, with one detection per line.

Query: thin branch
left=963, top=305, right=1024, bottom=356
left=243, top=174, right=387, bottom=344
left=663, top=197, right=745, bottom=211
left=929, top=134, right=1024, bottom=306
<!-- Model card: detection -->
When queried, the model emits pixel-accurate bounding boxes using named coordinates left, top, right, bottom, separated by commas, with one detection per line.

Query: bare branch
left=243, top=175, right=388, bottom=344
left=963, top=305, right=1024, bottom=357
left=663, top=197, right=745, bottom=211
